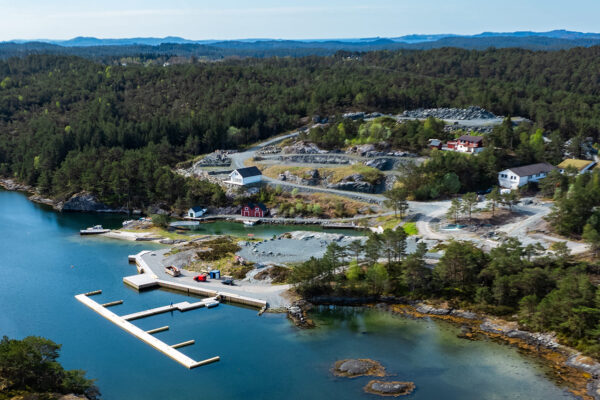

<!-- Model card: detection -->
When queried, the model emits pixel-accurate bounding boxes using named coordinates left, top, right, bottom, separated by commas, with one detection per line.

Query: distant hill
left=2, top=30, right=600, bottom=60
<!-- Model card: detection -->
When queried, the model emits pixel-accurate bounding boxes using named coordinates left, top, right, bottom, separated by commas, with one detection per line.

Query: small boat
left=80, top=225, right=110, bottom=235
left=122, top=219, right=134, bottom=227
left=165, top=265, right=181, bottom=277
left=243, top=220, right=257, bottom=226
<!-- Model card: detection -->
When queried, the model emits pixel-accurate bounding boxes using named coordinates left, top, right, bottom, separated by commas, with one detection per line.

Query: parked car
left=193, top=274, right=207, bottom=282
left=221, top=279, right=234, bottom=286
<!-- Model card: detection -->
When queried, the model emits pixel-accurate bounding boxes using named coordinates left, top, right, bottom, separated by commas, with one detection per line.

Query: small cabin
left=241, top=203, right=267, bottom=218
left=228, top=167, right=262, bottom=186
left=188, top=206, right=207, bottom=218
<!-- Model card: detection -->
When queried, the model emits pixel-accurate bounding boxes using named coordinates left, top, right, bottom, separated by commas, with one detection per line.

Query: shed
left=188, top=206, right=207, bottom=218
left=209, top=270, right=221, bottom=279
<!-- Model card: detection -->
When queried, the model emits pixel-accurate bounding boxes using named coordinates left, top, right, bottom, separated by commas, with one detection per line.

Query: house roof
left=428, top=139, right=442, bottom=146
left=189, top=206, right=205, bottom=212
left=457, top=135, right=483, bottom=143
left=506, top=163, right=556, bottom=177
left=557, top=159, right=595, bottom=171
left=233, top=166, right=262, bottom=178
left=245, top=203, right=267, bottom=211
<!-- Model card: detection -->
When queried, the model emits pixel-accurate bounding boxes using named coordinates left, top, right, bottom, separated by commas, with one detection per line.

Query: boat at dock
left=80, top=225, right=110, bottom=235
left=243, top=220, right=257, bottom=226
left=165, top=265, right=181, bottom=277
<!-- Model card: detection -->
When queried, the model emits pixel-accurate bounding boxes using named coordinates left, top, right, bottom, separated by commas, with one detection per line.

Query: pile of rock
left=194, top=150, right=234, bottom=167
left=282, top=141, right=325, bottom=154
left=257, top=145, right=281, bottom=155
left=400, top=106, right=497, bottom=120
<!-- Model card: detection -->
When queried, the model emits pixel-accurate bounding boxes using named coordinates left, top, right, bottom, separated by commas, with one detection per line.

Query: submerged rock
left=333, top=359, right=385, bottom=378
left=364, top=380, right=415, bottom=397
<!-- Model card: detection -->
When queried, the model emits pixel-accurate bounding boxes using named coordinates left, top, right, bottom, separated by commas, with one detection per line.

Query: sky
left=1, top=0, right=599, bottom=41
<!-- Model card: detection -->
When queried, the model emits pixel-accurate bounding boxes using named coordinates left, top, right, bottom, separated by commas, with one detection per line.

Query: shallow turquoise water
left=0, top=190, right=574, bottom=399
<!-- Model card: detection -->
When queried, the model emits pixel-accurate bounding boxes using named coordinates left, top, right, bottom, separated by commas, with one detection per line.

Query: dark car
left=221, top=279, right=234, bottom=286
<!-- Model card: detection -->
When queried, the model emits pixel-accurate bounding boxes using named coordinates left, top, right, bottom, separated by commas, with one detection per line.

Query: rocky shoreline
left=299, top=296, right=600, bottom=400
left=0, top=178, right=133, bottom=214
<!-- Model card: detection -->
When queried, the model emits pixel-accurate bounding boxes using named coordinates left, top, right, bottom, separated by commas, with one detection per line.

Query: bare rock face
left=364, top=380, right=416, bottom=397
left=60, top=191, right=110, bottom=212
left=333, top=359, right=385, bottom=378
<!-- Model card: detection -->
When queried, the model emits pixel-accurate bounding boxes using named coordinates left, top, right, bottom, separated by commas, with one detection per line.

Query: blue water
left=0, top=190, right=574, bottom=399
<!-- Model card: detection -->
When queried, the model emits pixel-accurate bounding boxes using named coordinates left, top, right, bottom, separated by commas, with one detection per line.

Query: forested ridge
left=0, top=47, right=599, bottom=208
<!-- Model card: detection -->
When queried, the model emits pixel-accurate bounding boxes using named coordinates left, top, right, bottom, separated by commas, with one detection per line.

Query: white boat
left=165, top=265, right=181, bottom=277
left=243, top=220, right=257, bottom=226
left=122, top=219, right=134, bottom=227
left=80, top=225, right=110, bottom=235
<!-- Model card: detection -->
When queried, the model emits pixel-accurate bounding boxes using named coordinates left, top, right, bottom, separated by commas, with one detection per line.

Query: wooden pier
left=75, top=292, right=220, bottom=369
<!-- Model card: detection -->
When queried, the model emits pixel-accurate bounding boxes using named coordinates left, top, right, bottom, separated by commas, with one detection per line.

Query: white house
left=188, top=206, right=207, bottom=218
left=227, top=166, right=262, bottom=186
left=498, top=163, right=556, bottom=190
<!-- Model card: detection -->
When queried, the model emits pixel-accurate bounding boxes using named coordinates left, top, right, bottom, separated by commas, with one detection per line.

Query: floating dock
left=75, top=291, right=220, bottom=369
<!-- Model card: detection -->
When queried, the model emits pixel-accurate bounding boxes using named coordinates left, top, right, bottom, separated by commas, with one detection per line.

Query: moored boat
left=80, top=225, right=110, bottom=235
left=165, top=265, right=181, bottom=277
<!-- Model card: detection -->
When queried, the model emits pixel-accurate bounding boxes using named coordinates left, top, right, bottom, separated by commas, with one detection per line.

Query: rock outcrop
left=364, top=380, right=415, bottom=397
left=333, top=359, right=385, bottom=378
left=327, top=173, right=376, bottom=193
left=60, top=192, right=112, bottom=212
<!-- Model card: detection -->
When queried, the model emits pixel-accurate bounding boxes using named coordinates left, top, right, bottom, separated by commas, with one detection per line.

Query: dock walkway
left=75, top=292, right=220, bottom=369
left=122, top=298, right=219, bottom=321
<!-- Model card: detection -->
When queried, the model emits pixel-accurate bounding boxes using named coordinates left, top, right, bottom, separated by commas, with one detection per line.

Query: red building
left=446, top=135, right=484, bottom=154
left=241, top=203, right=267, bottom=217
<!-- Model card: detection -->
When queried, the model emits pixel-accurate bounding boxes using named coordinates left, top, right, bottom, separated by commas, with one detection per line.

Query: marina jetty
left=75, top=290, right=220, bottom=369
left=75, top=250, right=268, bottom=369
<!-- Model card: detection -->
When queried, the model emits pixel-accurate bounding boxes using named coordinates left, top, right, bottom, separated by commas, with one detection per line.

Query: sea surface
left=0, top=189, right=574, bottom=399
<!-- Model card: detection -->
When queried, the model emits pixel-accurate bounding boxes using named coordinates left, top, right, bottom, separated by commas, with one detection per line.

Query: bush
left=151, top=213, right=170, bottom=229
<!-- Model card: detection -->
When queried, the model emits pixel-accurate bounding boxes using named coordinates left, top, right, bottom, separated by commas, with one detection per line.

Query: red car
left=193, top=274, right=207, bottom=282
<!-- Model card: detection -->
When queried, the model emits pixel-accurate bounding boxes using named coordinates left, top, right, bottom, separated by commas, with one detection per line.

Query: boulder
left=60, top=192, right=110, bottom=212
left=364, top=380, right=416, bottom=397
